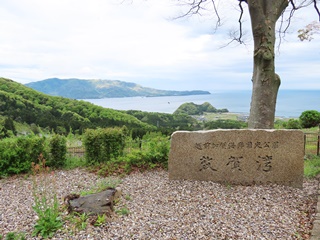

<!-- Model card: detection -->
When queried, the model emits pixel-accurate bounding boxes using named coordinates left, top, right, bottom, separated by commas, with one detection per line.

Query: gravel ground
left=0, top=168, right=318, bottom=239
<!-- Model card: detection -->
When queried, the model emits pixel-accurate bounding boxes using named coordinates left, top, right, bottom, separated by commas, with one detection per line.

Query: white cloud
left=0, top=0, right=319, bottom=90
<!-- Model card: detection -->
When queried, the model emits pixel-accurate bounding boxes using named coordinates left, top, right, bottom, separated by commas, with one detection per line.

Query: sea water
left=82, top=90, right=320, bottom=118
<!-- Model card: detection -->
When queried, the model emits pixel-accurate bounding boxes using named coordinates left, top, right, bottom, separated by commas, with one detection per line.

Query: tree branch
left=173, top=0, right=208, bottom=19
left=235, top=0, right=247, bottom=44
left=278, top=0, right=316, bottom=45
left=314, top=0, right=320, bottom=21
left=211, top=0, right=221, bottom=31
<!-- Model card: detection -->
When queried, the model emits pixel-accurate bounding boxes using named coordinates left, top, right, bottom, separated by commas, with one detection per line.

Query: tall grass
left=304, top=154, right=320, bottom=178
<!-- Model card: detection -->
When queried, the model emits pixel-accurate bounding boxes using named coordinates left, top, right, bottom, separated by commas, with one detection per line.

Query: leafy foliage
left=204, top=119, right=247, bottom=129
left=0, top=77, right=153, bottom=135
left=3, top=232, right=26, bottom=240
left=284, top=118, right=302, bottom=129
left=299, top=110, right=320, bottom=128
left=79, top=178, right=121, bottom=196
left=96, top=131, right=170, bottom=176
left=0, top=117, right=17, bottom=139
left=84, top=127, right=127, bottom=164
left=126, top=110, right=200, bottom=133
left=173, top=102, right=228, bottom=115
left=0, top=136, right=47, bottom=176
left=48, top=134, right=67, bottom=168
left=304, top=155, right=320, bottom=178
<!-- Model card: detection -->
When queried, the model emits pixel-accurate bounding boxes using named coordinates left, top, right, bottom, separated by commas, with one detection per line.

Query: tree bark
left=247, top=0, right=288, bottom=129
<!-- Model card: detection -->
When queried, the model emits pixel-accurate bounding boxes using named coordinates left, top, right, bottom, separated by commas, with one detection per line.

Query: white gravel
left=0, top=168, right=318, bottom=239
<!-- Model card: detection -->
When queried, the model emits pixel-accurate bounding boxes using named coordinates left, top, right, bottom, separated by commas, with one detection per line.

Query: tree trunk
left=247, top=0, right=288, bottom=129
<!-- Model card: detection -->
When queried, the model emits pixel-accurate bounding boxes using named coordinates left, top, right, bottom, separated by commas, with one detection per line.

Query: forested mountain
left=25, top=78, right=211, bottom=99
left=0, top=78, right=153, bottom=134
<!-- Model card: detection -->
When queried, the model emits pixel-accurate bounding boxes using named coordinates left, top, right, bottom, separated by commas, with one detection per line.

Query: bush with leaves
left=0, top=117, right=16, bottom=139
left=84, top=127, right=126, bottom=164
left=48, top=134, right=67, bottom=168
left=299, top=110, right=320, bottom=128
left=204, top=119, right=247, bottom=129
left=141, top=132, right=170, bottom=165
left=0, top=136, right=47, bottom=176
left=285, top=118, right=302, bottom=129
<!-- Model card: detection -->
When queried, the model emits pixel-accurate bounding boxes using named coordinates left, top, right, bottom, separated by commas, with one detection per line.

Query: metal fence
left=304, top=133, right=320, bottom=155
left=67, top=147, right=85, bottom=158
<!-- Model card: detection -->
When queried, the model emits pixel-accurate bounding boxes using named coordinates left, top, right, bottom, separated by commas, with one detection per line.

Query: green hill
left=25, top=78, right=211, bottom=99
left=174, top=102, right=229, bottom=115
left=0, top=78, right=153, bottom=134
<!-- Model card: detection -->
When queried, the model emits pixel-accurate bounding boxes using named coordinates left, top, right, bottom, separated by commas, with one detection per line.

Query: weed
left=64, top=156, right=87, bottom=170
left=225, top=183, right=232, bottom=190
left=94, top=214, right=107, bottom=226
left=304, top=154, right=320, bottom=178
left=4, top=232, right=26, bottom=240
left=31, top=154, right=63, bottom=238
left=125, top=194, right=132, bottom=201
left=116, top=207, right=130, bottom=216
left=80, top=177, right=121, bottom=196
left=69, top=212, right=89, bottom=231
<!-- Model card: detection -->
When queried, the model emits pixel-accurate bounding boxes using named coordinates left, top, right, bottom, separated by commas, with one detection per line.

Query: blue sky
left=0, top=0, right=319, bottom=91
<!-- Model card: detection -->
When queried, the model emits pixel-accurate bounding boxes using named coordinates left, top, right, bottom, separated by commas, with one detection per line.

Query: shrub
left=141, top=132, right=170, bottom=165
left=48, top=134, right=67, bottom=168
left=299, top=110, right=320, bottom=128
left=111, top=132, right=170, bottom=173
left=285, top=119, right=302, bottom=129
left=0, top=136, right=47, bottom=176
left=84, top=127, right=126, bottom=165
left=204, top=119, right=247, bottom=129
left=304, top=155, right=320, bottom=178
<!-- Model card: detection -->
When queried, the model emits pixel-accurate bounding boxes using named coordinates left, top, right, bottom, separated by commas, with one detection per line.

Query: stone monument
left=169, top=129, right=304, bottom=188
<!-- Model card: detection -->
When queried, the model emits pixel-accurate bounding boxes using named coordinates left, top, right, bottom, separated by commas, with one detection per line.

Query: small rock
left=67, top=188, right=118, bottom=215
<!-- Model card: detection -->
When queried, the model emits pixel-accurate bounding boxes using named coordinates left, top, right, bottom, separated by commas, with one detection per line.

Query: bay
left=82, top=90, right=320, bottom=118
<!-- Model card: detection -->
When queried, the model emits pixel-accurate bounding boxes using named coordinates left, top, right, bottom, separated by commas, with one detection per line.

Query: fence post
left=304, top=134, right=306, bottom=155
left=317, top=134, right=320, bottom=156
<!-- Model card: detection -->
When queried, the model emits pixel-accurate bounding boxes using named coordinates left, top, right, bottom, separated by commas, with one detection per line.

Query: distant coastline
left=83, top=90, right=320, bottom=118
left=25, top=78, right=211, bottom=99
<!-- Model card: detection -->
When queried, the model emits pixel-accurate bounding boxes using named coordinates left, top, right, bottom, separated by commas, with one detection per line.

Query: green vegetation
left=116, top=206, right=130, bottom=216
left=31, top=155, right=63, bottom=239
left=84, top=127, right=127, bottom=164
left=3, top=76, right=320, bottom=238
left=284, top=118, right=302, bottom=129
left=67, top=212, right=89, bottom=231
left=48, top=134, right=67, bottom=168
left=173, top=102, right=228, bottom=115
left=1, top=232, right=26, bottom=240
left=126, top=110, right=200, bottom=134
left=25, top=78, right=210, bottom=99
left=93, top=214, right=107, bottom=226
left=304, top=155, right=320, bottom=178
left=79, top=178, right=122, bottom=196
left=299, top=110, right=320, bottom=128
left=0, top=136, right=47, bottom=176
left=95, top=131, right=170, bottom=176
left=0, top=134, right=70, bottom=176
left=204, top=119, right=247, bottom=129
left=0, top=77, right=153, bottom=135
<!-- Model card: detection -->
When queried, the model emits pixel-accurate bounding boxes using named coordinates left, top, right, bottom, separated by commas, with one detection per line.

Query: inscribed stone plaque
left=168, top=129, right=304, bottom=188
